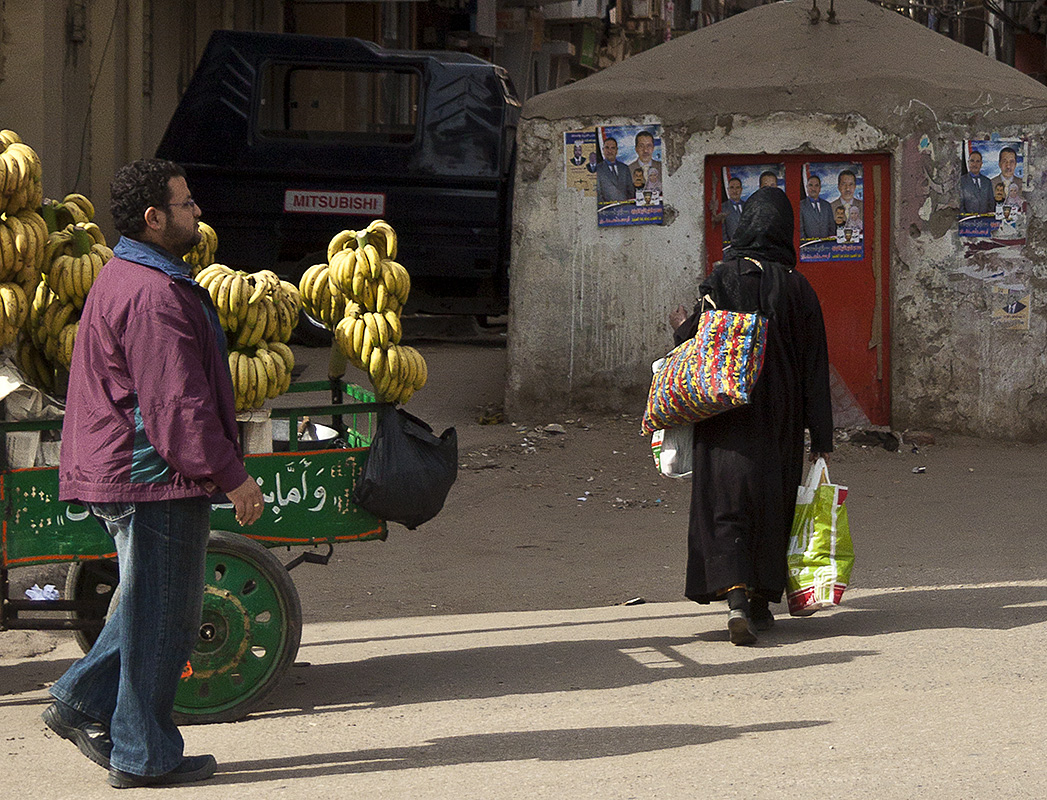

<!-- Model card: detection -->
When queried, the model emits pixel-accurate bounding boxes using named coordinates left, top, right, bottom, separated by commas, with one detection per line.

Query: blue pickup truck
left=156, top=30, right=520, bottom=321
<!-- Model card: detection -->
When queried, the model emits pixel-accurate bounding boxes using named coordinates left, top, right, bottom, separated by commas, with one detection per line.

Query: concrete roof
left=523, top=0, right=1047, bottom=129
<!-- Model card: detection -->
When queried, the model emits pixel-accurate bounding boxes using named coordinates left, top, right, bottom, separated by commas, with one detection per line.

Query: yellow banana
left=236, top=351, right=250, bottom=406
left=361, top=311, right=378, bottom=347
left=384, top=310, right=402, bottom=344
left=268, top=345, right=288, bottom=389
left=57, top=322, right=77, bottom=369
left=0, top=224, right=16, bottom=279
left=246, top=272, right=267, bottom=305
left=81, top=221, right=105, bottom=245
left=366, top=220, right=398, bottom=261
left=0, top=283, right=15, bottom=327
left=2, top=149, right=22, bottom=196
left=69, top=255, right=84, bottom=305
left=249, top=300, right=270, bottom=347
left=386, top=345, right=402, bottom=389
left=376, top=312, right=392, bottom=349
left=63, top=193, right=95, bottom=221
left=249, top=355, right=267, bottom=406
left=298, top=264, right=324, bottom=311
left=7, top=215, right=27, bottom=269
left=327, top=228, right=356, bottom=263
left=368, top=344, right=386, bottom=383
left=350, top=314, right=365, bottom=358
left=389, top=260, right=411, bottom=304
left=269, top=341, right=295, bottom=375
left=260, top=297, right=278, bottom=341
left=361, top=243, right=380, bottom=281
left=196, top=263, right=223, bottom=286
left=359, top=325, right=374, bottom=367
left=414, top=348, right=428, bottom=388
left=334, top=316, right=354, bottom=360
left=255, top=346, right=279, bottom=394
left=0, top=282, right=27, bottom=328
left=235, top=302, right=259, bottom=349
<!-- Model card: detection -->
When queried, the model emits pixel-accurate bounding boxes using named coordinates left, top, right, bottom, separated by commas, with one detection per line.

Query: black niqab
left=728, top=187, right=796, bottom=268
left=675, top=185, right=833, bottom=607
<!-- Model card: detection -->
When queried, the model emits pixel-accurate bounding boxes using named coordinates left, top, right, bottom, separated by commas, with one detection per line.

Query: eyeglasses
left=165, top=198, right=198, bottom=210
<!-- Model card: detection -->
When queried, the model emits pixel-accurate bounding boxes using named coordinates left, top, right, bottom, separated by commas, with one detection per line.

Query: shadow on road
left=251, top=635, right=874, bottom=718
left=771, top=583, right=1047, bottom=642
left=213, top=720, right=828, bottom=783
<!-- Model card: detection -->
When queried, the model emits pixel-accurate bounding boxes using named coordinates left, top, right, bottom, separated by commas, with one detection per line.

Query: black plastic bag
left=352, top=407, right=458, bottom=529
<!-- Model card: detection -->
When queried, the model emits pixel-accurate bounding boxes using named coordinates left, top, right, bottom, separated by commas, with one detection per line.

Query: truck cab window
left=259, top=64, right=419, bottom=145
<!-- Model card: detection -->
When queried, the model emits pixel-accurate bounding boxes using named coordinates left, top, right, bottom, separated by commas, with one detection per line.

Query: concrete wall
left=507, top=110, right=1047, bottom=441
left=892, top=122, right=1047, bottom=441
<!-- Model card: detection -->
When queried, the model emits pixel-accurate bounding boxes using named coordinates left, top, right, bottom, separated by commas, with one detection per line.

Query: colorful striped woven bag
left=641, top=306, right=768, bottom=435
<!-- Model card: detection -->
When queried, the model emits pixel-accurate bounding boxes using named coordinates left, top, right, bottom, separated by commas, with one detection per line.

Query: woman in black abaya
left=669, top=187, right=833, bottom=645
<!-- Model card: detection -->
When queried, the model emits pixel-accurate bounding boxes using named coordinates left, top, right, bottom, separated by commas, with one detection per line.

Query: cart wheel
left=65, top=559, right=120, bottom=654
left=173, top=530, right=302, bottom=725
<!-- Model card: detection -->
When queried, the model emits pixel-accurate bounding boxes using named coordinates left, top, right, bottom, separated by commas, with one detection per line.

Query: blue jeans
left=50, top=497, right=211, bottom=776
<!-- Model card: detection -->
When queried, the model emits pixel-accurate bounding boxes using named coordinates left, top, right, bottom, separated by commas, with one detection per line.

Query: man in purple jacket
left=42, top=159, right=264, bottom=788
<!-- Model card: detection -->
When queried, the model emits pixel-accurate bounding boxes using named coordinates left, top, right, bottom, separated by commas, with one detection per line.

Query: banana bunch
left=334, top=309, right=427, bottom=404
left=43, top=222, right=112, bottom=309
left=184, top=222, right=218, bottom=276
left=318, top=220, right=425, bottom=404
left=196, top=264, right=302, bottom=410
left=28, top=282, right=79, bottom=371
left=17, top=337, right=55, bottom=394
left=0, top=207, right=48, bottom=291
left=0, top=281, right=29, bottom=348
left=298, top=263, right=347, bottom=329
left=0, top=131, right=44, bottom=216
left=326, top=220, right=410, bottom=313
left=228, top=341, right=295, bottom=412
left=40, top=193, right=96, bottom=232
left=196, top=264, right=302, bottom=347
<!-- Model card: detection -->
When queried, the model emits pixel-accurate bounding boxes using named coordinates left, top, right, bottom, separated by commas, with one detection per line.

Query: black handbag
left=352, top=407, right=457, bottom=530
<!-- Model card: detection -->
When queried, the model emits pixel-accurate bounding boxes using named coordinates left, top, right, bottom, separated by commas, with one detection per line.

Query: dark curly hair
left=110, top=159, right=187, bottom=237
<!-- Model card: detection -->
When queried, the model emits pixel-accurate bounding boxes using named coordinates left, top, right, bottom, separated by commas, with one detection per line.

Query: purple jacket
left=59, top=239, right=249, bottom=503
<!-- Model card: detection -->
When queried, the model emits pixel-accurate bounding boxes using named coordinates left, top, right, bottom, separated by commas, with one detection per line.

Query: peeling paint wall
left=507, top=110, right=1047, bottom=441
left=892, top=123, right=1047, bottom=441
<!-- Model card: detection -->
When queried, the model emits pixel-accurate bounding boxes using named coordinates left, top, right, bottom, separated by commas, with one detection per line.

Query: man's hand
left=227, top=476, right=264, bottom=526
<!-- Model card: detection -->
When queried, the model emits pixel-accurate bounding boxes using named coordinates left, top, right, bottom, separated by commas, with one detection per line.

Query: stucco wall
left=891, top=124, right=1047, bottom=440
left=507, top=108, right=1047, bottom=440
left=507, top=112, right=892, bottom=421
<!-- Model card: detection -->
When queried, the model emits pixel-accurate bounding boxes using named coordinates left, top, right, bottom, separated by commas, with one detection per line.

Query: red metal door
left=705, top=154, right=891, bottom=427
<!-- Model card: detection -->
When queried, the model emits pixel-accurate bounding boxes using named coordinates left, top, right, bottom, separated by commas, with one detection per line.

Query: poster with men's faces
left=718, top=164, right=783, bottom=249
left=957, top=139, right=1027, bottom=244
left=563, top=130, right=599, bottom=197
left=593, top=124, right=664, bottom=227
left=798, top=162, right=863, bottom=263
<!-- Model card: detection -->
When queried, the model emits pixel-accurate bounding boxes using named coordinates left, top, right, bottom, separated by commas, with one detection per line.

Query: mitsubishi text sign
left=284, top=189, right=386, bottom=216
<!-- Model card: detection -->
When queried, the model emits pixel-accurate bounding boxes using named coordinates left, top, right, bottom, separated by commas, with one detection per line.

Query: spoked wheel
left=65, top=558, right=119, bottom=654
left=173, top=530, right=302, bottom=724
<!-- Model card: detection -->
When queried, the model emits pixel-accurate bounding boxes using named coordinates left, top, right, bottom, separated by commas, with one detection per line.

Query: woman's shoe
left=750, top=600, right=775, bottom=631
left=727, top=608, right=757, bottom=645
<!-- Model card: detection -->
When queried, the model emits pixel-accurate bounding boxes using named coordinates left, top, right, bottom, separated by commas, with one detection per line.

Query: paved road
left=5, top=334, right=1047, bottom=796
left=5, top=583, right=1047, bottom=798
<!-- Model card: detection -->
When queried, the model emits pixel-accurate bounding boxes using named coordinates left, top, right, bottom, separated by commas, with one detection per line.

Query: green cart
left=0, top=381, right=386, bottom=723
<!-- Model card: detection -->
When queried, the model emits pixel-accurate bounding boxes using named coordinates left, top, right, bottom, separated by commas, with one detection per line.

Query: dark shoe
left=108, top=754, right=217, bottom=789
left=727, top=608, right=758, bottom=645
left=750, top=601, right=775, bottom=632
left=42, top=701, right=112, bottom=769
